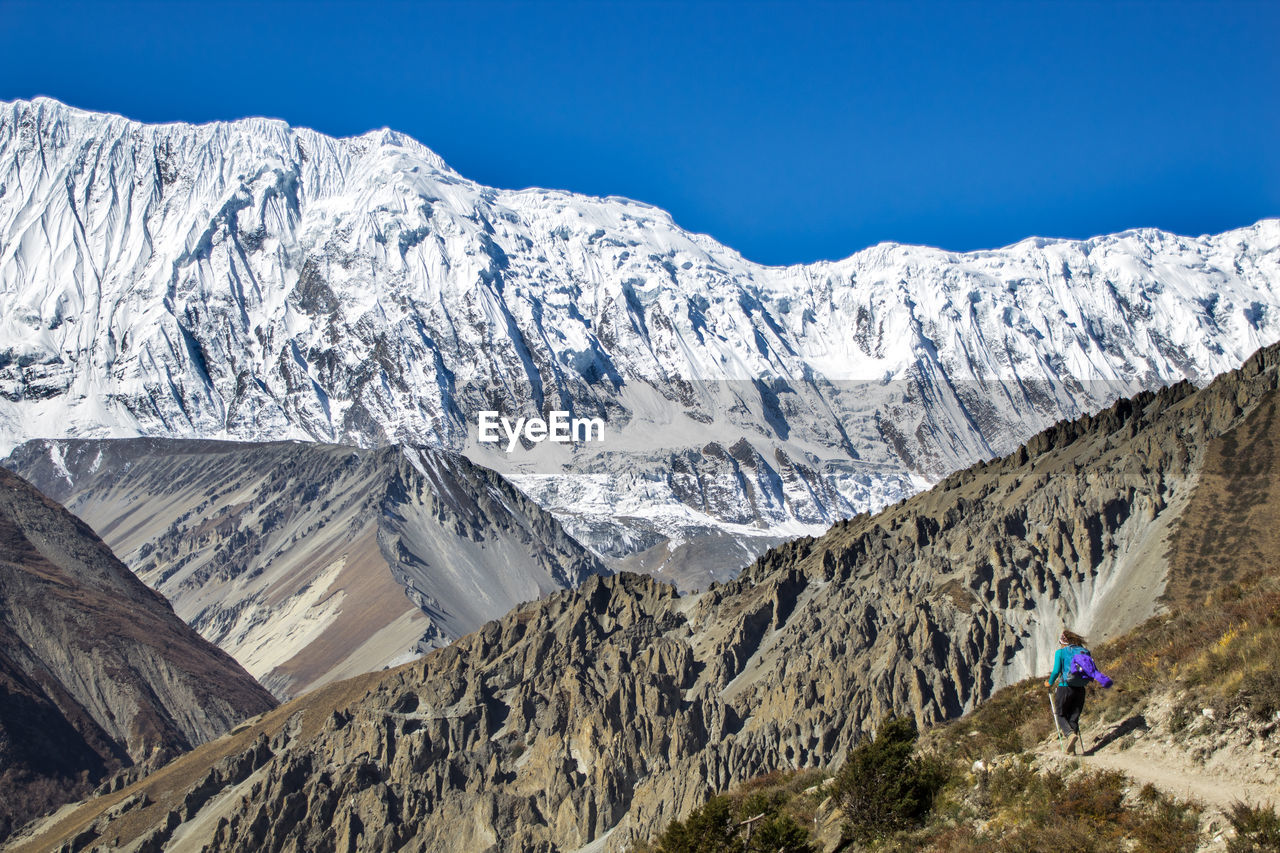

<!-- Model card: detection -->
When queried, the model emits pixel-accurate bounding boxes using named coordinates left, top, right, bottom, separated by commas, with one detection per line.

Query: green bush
left=655, top=796, right=734, bottom=853
left=833, top=715, right=945, bottom=842
left=653, top=792, right=815, bottom=853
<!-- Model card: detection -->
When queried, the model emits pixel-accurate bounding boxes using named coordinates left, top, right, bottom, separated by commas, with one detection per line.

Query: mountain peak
left=2, top=102, right=1279, bottom=571
left=1, top=96, right=457, bottom=176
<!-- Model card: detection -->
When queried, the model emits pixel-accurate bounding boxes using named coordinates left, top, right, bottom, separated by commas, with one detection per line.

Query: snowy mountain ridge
left=3, top=97, right=1280, bottom=576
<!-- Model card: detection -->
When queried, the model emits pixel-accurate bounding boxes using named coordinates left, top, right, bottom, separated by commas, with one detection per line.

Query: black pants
left=1055, top=685, right=1086, bottom=736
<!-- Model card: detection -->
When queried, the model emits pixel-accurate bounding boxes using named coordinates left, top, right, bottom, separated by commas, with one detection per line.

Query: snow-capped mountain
left=3, top=98, right=1279, bottom=576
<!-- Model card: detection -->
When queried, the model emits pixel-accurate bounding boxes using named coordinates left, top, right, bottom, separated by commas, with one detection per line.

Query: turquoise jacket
left=1049, top=645, right=1089, bottom=687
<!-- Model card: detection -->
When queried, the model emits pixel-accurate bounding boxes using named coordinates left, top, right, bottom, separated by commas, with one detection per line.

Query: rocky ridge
left=0, top=467, right=276, bottom=842
left=2, top=438, right=607, bottom=699
left=15, top=341, right=1280, bottom=852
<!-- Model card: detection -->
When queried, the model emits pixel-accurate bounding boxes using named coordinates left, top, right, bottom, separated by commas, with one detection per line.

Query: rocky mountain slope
left=15, top=340, right=1280, bottom=852
left=0, top=467, right=276, bottom=843
left=3, top=98, right=1280, bottom=577
left=2, top=438, right=606, bottom=699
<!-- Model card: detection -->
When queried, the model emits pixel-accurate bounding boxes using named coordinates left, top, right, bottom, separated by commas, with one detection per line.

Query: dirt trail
left=1079, top=749, right=1278, bottom=811
left=1034, top=709, right=1280, bottom=817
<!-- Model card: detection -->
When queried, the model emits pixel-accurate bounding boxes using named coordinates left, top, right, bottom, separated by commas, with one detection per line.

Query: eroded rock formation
left=14, top=342, right=1280, bottom=852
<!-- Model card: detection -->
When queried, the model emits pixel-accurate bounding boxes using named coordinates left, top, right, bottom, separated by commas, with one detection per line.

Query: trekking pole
left=1048, top=687, right=1064, bottom=749
left=1077, top=710, right=1086, bottom=755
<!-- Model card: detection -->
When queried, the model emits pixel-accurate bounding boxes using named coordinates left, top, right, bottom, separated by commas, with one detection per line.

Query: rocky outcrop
left=0, top=468, right=276, bottom=842
left=3, top=439, right=607, bottom=699
left=13, top=342, right=1280, bottom=853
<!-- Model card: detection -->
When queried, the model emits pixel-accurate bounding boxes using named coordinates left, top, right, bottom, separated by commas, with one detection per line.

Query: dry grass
left=871, top=764, right=1200, bottom=853
left=1162, top=396, right=1280, bottom=613
left=921, top=678, right=1056, bottom=762
left=1089, top=568, right=1280, bottom=725
left=1090, top=393, right=1280, bottom=725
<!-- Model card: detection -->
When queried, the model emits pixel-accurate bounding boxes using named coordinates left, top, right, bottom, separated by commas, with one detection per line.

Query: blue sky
left=2, top=0, right=1276, bottom=265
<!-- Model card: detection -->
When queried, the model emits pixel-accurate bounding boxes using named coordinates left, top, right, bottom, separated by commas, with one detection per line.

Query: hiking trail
left=1036, top=708, right=1280, bottom=814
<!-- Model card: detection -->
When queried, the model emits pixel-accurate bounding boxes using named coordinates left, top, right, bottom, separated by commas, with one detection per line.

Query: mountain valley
left=4, top=97, right=1280, bottom=851
left=0, top=467, right=276, bottom=843
left=3, top=438, right=605, bottom=699
left=12, top=334, right=1280, bottom=853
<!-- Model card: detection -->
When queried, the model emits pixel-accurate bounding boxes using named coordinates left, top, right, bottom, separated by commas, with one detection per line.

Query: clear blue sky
left=2, top=0, right=1277, bottom=265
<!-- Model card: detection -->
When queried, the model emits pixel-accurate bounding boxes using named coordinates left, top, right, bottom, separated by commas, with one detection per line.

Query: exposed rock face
left=3, top=439, right=607, bottom=699
left=18, top=342, right=1280, bottom=852
left=4, top=98, right=1280, bottom=578
left=0, top=468, right=277, bottom=842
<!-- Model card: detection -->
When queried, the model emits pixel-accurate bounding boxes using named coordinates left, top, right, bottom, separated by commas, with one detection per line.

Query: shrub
left=653, top=792, right=815, bottom=853
left=1226, top=802, right=1280, bottom=852
left=655, top=796, right=734, bottom=853
left=833, top=715, right=945, bottom=842
left=1129, top=799, right=1201, bottom=853
left=1167, top=704, right=1193, bottom=733
left=943, top=763, right=1199, bottom=853
left=1237, top=668, right=1280, bottom=722
left=1053, top=771, right=1125, bottom=824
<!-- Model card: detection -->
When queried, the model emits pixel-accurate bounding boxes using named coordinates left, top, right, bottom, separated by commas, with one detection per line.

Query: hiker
left=1044, top=629, right=1109, bottom=754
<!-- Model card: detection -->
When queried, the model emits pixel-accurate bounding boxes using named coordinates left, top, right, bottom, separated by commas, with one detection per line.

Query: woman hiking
left=1045, top=629, right=1095, bottom=755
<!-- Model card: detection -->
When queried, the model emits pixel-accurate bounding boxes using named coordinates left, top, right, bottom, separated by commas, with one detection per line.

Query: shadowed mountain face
left=0, top=468, right=276, bottom=842
left=14, top=345, right=1280, bottom=852
left=4, top=439, right=607, bottom=699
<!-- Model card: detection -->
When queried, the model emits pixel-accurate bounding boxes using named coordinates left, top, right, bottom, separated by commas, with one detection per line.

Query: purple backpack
left=1069, top=650, right=1113, bottom=688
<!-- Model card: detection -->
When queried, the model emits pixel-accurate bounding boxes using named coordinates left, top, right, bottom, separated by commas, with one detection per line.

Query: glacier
left=2, top=97, right=1279, bottom=581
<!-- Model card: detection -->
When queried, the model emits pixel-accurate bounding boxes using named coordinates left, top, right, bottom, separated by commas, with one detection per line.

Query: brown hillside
left=1163, top=390, right=1280, bottom=610
left=12, top=343, right=1280, bottom=853
left=0, top=469, right=277, bottom=842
